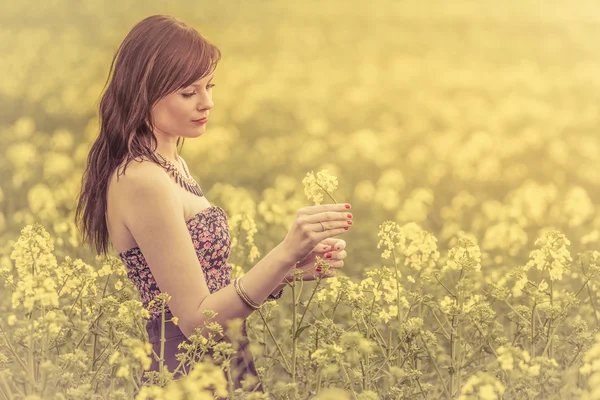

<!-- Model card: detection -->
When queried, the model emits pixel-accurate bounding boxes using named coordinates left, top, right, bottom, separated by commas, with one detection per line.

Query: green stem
left=159, top=305, right=166, bottom=386
left=257, top=309, right=291, bottom=373
left=503, top=298, right=531, bottom=326
left=364, top=278, right=384, bottom=391
left=314, top=182, right=338, bottom=204
left=296, top=276, right=324, bottom=337
left=372, top=340, right=404, bottom=379
left=89, top=338, right=123, bottom=386
left=225, top=359, right=235, bottom=399
left=315, top=369, right=323, bottom=394
left=578, top=258, right=599, bottom=328
left=92, top=275, right=111, bottom=371
left=419, top=331, right=451, bottom=400
left=531, top=301, right=536, bottom=359
left=428, top=307, right=451, bottom=340
left=433, top=274, right=456, bottom=299
left=547, top=279, right=554, bottom=358
left=291, top=279, right=298, bottom=385
left=0, top=321, right=30, bottom=381
left=330, top=291, right=342, bottom=320
left=470, top=322, right=518, bottom=399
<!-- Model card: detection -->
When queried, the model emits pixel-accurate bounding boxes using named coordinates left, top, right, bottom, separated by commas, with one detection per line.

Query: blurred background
left=1, top=0, right=600, bottom=275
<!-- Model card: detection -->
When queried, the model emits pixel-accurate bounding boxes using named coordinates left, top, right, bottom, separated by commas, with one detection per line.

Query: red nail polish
left=345, top=204, right=351, bottom=209
left=316, top=267, right=322, bottom=272
left=347, top=213, right=352, bottom=218
left=326, top=253, right=332, bottom=258
left=344, top=227, right=349, bottom=230
left=347, top=220, right=353, bottom=225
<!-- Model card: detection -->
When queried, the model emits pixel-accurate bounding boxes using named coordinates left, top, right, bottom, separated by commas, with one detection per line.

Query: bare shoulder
left=110, top=158, right=181, bottom=226
left=108, top=160, right=183, bottom=228
left=112, top=156, right=163, bottom=183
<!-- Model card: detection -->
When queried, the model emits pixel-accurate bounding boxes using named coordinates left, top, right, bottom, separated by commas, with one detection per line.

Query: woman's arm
left=121, top=163, right=294, bottom=340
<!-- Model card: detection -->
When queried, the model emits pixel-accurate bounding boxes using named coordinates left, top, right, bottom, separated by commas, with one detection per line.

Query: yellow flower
left=496, top=346, right=514, bottom=371
left=302, top=169, right=338, bottom=205
left=458, top=371, right=505, bottom=400
left=443, top=236, right=482, bottom=274
left=401, top=222, right=440, bottom=271
left=377, top=221, right=404, bottom=260
left=116, top=365, right=129, bottom=378
left=526, top=230, right=572, bottom=281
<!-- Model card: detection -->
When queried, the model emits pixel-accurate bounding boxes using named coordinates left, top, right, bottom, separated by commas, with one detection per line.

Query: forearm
left=180, top=242, right=294, bottom=339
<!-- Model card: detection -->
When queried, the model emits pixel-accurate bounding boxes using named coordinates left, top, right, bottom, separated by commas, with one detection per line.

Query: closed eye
left=182, top=84, right=216, bottom=98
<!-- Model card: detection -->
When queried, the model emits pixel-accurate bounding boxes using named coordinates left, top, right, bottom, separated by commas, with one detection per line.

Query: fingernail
left=345, top=204, right=351, bottom=209
left=326, top=253, right=332, bottom=258
left=336, top=246, right=341, bottom=251
left=347, top=213, right=352, bottom=218
left=316, top=267, right=322, bottom=272
left=347, top=220, right=353, bottom=225
left=344, top=227, right=349, bottom=230
left=323, top=246, right=330, bottom=251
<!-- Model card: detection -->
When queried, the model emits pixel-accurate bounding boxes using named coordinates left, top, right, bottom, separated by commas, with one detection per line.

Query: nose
left=197, top=91, right=214, bottom=111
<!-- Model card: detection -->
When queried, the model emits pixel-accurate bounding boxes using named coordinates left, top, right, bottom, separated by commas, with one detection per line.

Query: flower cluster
left=400, top=222, right=440, bottom=272
left=457, top=371, right=505, bottom=400
left=525, top=230, right=572, bottom=281
left=442, top=236, right=482, bottom=274
left=302, top=169, right=338, bottom=205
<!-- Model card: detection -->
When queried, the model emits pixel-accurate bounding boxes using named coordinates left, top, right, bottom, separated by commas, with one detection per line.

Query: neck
left=155, top=149, right=179, bottom=165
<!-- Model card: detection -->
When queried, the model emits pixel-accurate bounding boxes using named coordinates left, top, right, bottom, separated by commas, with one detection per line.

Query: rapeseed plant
left=3, top=3, right=600, bottom=398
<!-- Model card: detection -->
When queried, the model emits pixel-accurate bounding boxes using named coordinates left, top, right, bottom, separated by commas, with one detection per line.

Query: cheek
left=154, top=101, right=188, bottom=129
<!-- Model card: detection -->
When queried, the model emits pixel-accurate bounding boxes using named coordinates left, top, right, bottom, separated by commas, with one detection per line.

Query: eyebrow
left=189, top=76, right=215, bottom=88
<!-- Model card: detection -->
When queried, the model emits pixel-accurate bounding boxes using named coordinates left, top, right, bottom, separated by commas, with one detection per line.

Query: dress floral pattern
left=118, top=206, right=233, bottom=321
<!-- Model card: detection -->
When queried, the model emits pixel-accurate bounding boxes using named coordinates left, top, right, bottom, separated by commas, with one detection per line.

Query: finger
left=331, top=260, right=344, bottom=268
left=321, top=250, right=346, bottom=263
left=301, top=203, right=351, bottom=216
left=319, top=238, right=340, bottom=250
left=303, top=206, right=353, bottom=229
left=317, top=240, right=347, bottom=254
left=323, top=250, right=348, bottom=261
left=315, top=239, right=337, bottom=252
left=309, top=218, right=351, bottom=235
left=332, top=239, right=346, bottom=252
left=310, top=226, right=350, bottom=241
left=330, top=250, right=346, bottom=260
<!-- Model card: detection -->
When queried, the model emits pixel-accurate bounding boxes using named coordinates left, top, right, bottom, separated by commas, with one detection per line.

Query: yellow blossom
left=526, top=230, right=572, bottom=281
left=302, top=169, right=338, bottom=205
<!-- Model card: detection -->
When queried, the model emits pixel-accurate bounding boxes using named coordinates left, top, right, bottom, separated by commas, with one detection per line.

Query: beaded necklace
left=155, top=152, right=204, bottom=198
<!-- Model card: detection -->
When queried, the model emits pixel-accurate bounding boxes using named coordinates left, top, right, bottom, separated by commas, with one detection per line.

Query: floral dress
left=118, top=206, right=263, bottom=393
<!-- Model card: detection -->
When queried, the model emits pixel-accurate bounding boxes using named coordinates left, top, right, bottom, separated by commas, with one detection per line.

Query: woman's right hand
left=281, top=203, right=353, bottom=264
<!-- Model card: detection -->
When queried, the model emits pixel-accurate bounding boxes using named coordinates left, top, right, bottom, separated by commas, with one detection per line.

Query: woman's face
left=149, top=73, right=215, bottom=139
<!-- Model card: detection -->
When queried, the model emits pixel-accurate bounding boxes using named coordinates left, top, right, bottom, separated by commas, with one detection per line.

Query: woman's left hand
left=283, top=238, right=347, bottom=282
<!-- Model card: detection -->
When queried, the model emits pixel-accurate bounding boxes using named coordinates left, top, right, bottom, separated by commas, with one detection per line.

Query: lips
left=192, top=117, right=208, bottom=122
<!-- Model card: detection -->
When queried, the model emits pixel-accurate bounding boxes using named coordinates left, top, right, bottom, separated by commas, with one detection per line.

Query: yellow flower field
left=2, top=0, right=600, bottom=399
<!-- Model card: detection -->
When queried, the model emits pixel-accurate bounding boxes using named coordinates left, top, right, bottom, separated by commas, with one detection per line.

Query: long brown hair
left=75, top=15, right=221, bottom=257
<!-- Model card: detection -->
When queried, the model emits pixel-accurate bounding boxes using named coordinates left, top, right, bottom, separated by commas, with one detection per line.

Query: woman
left=75, top=14, right=353, bottom=395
